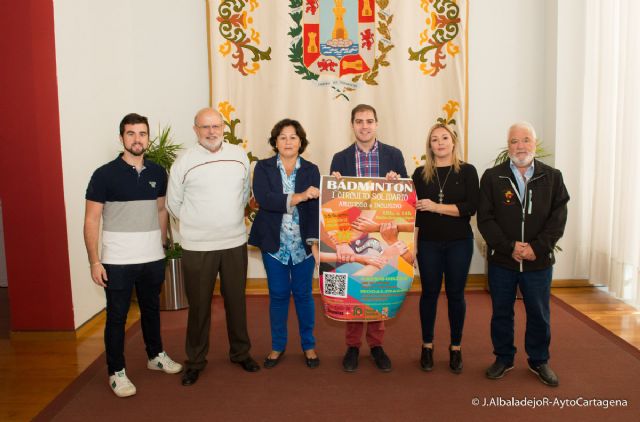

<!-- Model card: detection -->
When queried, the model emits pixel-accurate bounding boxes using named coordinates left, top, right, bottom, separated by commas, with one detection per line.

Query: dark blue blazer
left=248, top=155, right=320, bottom=255
left=329, top=141, right=409, bottom=178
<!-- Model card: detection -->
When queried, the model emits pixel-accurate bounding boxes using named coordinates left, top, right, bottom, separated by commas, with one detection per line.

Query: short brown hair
left=350, top=104, right=378, bottom=123
left=268, top=119, right=309, bottom=154
left=119, top=113, right=149, bottom=136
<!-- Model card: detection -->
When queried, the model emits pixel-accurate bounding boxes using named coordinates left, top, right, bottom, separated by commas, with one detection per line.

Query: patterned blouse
left=268, top=155, right=309, bottom=265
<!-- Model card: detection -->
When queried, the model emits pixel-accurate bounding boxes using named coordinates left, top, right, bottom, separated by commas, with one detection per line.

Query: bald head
left=193, top=108, right=225, bottom=152
left=194, top=108, right=223, bottom=126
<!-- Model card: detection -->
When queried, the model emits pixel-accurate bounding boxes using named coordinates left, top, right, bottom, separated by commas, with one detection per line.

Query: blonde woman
left=412, top=124, right=479, bottom=373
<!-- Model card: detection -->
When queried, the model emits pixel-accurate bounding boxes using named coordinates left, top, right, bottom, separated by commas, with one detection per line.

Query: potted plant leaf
left=145, top=125, right=187, bottom=310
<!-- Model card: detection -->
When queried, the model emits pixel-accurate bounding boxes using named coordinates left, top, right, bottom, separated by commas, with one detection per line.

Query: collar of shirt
left=276, top=154, right=301, bottom=171
left=276, top=155, right=301, bottom=189
left=509, top=159, right=535, bottom=201
left=355, top=139, right=379, bottom=154
left=117, top=153, right=146, bottom=173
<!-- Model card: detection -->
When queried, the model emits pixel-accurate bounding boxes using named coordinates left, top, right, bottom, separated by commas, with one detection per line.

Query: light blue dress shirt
left=509, top=160, right=535, bottom=202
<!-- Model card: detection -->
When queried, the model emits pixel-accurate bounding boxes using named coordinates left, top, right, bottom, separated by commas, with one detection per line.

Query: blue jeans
left=262, top=253, right=316, bottom=352
left=488, top=263, right=552, bottom=366
left=103, top=259, right=165, bottom=374
left=417, top=238, right=473, bottom=345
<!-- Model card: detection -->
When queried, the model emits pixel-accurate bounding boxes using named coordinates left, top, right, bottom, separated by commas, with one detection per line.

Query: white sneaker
left=147, top=351, right=183, bottom=374
left=109, top=369, right=136, bottom=398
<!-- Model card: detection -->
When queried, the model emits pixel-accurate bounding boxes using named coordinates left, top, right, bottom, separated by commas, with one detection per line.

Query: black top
left=411, top=163, right=479, bottom=241
left=86, top=154, right=167, bottom=203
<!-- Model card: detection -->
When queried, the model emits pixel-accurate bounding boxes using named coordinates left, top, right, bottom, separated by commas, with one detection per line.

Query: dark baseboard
left=243, top=275, right=595, bottom=295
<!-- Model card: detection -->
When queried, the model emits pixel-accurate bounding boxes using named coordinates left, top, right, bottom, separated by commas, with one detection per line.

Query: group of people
left=84, top=104, right=569, bottom=398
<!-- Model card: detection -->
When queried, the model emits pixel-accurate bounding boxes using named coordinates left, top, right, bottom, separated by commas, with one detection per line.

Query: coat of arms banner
left=208, top=0, right=468, bottom=175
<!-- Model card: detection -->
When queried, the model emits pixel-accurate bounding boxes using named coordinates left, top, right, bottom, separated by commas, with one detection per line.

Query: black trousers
left=417, top=238, right=473, bottom=345
left=103, top=259, right=165, bottom=375
left=182, top=244, right=251, bottom=370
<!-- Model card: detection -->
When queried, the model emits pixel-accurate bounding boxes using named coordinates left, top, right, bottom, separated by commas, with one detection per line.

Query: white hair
left=507, top=121, right=537, bottom=141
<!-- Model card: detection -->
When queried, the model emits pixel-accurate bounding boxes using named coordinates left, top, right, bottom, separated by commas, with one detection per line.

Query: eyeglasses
left=196, top=124, right=224, bottom=131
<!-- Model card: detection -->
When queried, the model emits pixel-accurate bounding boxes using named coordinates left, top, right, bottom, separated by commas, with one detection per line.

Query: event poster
left=319, top=176, right=416, bottom=321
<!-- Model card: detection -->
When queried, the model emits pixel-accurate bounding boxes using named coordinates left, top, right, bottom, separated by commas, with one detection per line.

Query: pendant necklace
left=435, top=166, right=453, bottom=203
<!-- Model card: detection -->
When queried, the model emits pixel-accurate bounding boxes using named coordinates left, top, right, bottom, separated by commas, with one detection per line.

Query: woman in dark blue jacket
left=248, top=119, right=321, bottom=369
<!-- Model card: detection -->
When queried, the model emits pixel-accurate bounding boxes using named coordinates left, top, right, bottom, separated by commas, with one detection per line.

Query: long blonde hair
left=422, top=123, right=462, bottom=184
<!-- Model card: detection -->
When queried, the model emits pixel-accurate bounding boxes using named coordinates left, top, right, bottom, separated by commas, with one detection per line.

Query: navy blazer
left=248, top=155, right=320, bottom=255
left=329, top=141, right=408, bottom=178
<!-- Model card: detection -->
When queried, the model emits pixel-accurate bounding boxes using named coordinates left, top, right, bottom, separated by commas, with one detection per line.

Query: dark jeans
left=262, top=253, right=316, bottom=352
left=488, top=263, right=552, bottom=366
left=417, top=238, right=473, bottom=346
left=103, top=259, right=165, bottom=375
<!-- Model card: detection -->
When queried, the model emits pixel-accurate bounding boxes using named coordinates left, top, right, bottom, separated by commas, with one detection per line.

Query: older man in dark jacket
left=478, top=122, right=569, bottom=387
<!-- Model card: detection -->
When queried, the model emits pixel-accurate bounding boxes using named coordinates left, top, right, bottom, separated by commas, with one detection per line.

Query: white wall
left=467, top=0, right=549, bottom=274
left=466, top=0, right=583, bottom=279
left=54, top=0, right=208, bottom=327
left=54, top=0, right=583, bottom=326
left=552, top=0, right=587, bottom=279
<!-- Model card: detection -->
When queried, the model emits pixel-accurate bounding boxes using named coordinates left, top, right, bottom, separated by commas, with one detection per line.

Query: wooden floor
left=0, top=286, right=638, bottom=421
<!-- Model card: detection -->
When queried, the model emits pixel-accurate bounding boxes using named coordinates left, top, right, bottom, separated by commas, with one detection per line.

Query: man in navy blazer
left=329, top=104, right=408, bottom=373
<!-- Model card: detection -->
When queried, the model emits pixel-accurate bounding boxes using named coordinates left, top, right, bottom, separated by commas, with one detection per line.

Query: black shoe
left=263, top=351, right=284, bottom=369
left=371, top=346, right=392, bottom=372
left=486, top=361, right=514, bottom=379
left=449, top=346, right=463, bottom=374
left=236, top=356, right=261, bottom=372
left=305, top=355, right=320, bottom=369
left=342, top=347, right=359, bottom=372
left=420, top=347, right=433, bottom=372
left=529, top=362, right=559, bottom=387
left=181, top=368, right=200, bottom=386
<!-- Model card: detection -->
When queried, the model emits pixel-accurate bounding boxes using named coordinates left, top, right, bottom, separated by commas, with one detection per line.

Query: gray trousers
left=182, top=244, right=251, bottom=370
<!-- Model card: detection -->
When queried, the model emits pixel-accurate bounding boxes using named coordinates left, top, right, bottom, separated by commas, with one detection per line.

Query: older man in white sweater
left=167, top=108, right=260, bottom=386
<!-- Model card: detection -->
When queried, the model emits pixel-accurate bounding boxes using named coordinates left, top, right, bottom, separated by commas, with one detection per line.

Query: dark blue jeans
left=417, top=238, right=473, bottom=346
left=262, top=253, right=316, bottom=352
left=103, top=259, right=165, bottom=374
left=488, top=263, right=552, bottom=366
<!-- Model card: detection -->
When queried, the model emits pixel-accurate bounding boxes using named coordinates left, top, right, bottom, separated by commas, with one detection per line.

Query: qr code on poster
left=323, top=272, right=348, bottom=298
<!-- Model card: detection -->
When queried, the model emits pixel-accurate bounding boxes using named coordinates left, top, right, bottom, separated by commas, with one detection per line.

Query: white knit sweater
left=167, top=143, right=250, bottom=251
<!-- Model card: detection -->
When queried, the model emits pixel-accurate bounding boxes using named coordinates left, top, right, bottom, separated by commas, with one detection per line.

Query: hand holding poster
left=319, top=176, right=416, bottom=321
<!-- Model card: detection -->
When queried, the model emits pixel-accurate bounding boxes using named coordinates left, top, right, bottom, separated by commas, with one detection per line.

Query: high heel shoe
left=263, top=351, right=285, bottom=369
left=304, top=350, right=320, bottom=369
